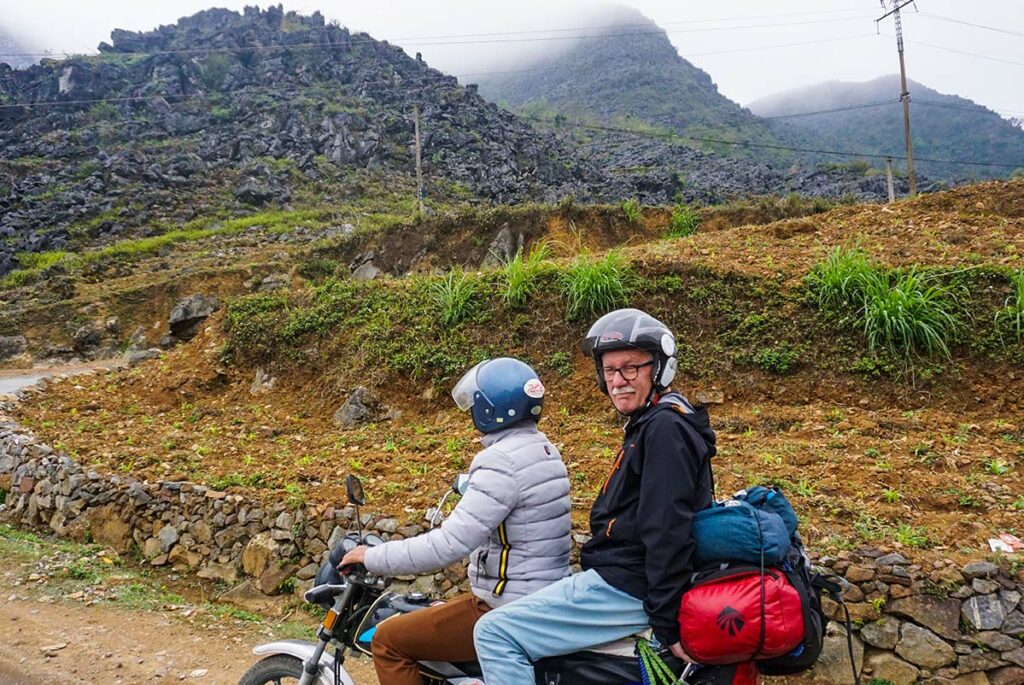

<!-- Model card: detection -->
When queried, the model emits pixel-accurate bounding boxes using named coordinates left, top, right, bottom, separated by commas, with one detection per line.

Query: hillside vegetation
left=10, top=180, right=1024, bottom=565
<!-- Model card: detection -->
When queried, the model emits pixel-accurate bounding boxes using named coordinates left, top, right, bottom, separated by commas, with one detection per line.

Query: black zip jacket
left=580, top=392, right=716, bottom=647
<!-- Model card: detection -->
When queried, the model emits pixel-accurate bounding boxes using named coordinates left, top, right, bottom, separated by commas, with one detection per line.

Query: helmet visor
left=451, top=360, right=488, bottom=411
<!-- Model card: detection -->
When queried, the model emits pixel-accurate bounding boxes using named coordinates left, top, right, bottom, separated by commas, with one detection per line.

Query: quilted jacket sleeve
left=364, top=446, right=519, bottom=577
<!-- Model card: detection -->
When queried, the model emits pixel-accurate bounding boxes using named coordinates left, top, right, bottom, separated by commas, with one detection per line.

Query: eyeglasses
left=601, top=361, right=654, bottom=382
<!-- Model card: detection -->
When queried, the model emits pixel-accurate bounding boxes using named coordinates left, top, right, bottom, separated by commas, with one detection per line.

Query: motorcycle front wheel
left=237, top=654, right=305, bottom=684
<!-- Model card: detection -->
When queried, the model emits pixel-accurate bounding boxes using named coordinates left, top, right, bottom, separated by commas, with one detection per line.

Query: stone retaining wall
left=1, top=415, right=1022, bottom=685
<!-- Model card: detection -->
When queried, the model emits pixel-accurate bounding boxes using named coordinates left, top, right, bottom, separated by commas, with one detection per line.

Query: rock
left=889, top=595, right=963, bottom=640
left=241, top=532, right=278, bottom=578
left=846, top=565, right=876, bottom=582
left=861, top=616, right=901, bottom=649
left=125, top=348, right=161, bottom=365
left=351, top=261, right=381, bottom=281
left=875, top=553, right=910, bottom=566
left=72, top=322, right=103, bottom=352
left=694, top=389, right=724, bottom=405
left=1000, top=590, right=1021, bottom=614
left=948, top=673, right=992, bottom=685
left=973, top=578, right=1001, bottom=594
left=977, top=632, right=1021, bottom=652
left=274, top=512, right=294, bottom=530
left=157, top=524, right=179, bottom=553
left=333, top=387, right=377, bottom=428
left=218, top=580, right=281, bottom=615
left=257, top=563, right=298, bottom=595
left=962, top=594, right=1008, bottom=631
left=168, top=294, right=219, bottom=339
left=990, top=666, right=1024, bottom=685
left=479, top=225, right=522, bottom=268
left=959, top=651, right=1003, bottom=673
left=865, top=650, right=920, bottom=685
left=86, top=504, right=133, bottom=554
left=296, top=563, right=320, bottom=581
left=812, top=622, right=863, bottom=684
left=250, top=368, right=277, bottom=395
left=197, top=562, right=238, bottom=584
left=1004, top=647, right=1024, bottom=668
left=375, top=518, right=398, bottom=533
left=896, top=623, right=957, bottom=668
left=143, top=537, right=163, bottom=559
left=962, top=561, right=999, bottom=579
left=0, top=335, right=28, bottom=359
left=1002, top=611, right=1024, bottom=634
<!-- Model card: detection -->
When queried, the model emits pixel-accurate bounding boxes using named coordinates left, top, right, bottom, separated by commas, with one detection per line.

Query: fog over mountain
left=749, top=75, right=1024, bottom=180
left=0, top=24, right=40, bottom=70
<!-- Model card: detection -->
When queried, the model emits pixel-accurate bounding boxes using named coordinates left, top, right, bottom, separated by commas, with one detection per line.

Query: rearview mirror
left=346, top=474, right=365, bottom=506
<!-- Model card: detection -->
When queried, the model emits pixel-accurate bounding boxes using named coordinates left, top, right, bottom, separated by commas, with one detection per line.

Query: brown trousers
left=371, top=593, right=491, bottom=685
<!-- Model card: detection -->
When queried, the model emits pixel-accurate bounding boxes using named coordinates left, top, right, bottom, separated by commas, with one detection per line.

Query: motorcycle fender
left=251, top=640, right=356, bottom=685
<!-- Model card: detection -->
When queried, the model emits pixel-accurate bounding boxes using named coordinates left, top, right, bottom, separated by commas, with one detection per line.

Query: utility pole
left=877, top=0, right=918, bottom=196
left=413, top=104, right=424, bottom=216
left=886, top=158, right=896, bottom=203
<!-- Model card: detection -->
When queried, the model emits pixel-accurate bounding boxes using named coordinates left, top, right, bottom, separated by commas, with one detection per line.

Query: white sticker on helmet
left=523, top=378, right=545, bottom=399
left=661, top=334, right=676, bottom=357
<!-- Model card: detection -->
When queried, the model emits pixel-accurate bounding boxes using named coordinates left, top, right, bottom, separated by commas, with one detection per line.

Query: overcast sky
left=1, top=0, right=1021, bottom=118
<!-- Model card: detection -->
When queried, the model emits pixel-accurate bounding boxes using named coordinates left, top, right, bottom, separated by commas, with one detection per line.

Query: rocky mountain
left=749, top=75, right=1024, bottom=180
left=0, top=6, right=634, bottom=274
left=0, top=6, right=917, bottom=277
left=474, top=5, right=784, bottom=159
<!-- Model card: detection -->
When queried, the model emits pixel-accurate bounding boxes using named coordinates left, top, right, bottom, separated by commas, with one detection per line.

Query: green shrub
left=621, top=198, right=642, bottom=224
left=297, top=258, right=339, bottom=282
left=501, top=241, right=551, bottom=308
left=547, top=351, right=573, bottom=377
left=560, top=251, right=631, bottom=321
left=667, top=204, right=699, bottom=238
left=805, top=245, right=874, bottom=311
left=431, top=270, right=478, bottom=325
left=860, top=268, right=960, bottom=360
left=995, top=268, right=1024, bottom=343
left=753, top=344, right=800, bottom=374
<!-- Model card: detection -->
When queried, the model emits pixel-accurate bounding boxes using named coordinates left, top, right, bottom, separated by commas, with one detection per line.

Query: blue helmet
left=451, top=358, right=545, bottom=434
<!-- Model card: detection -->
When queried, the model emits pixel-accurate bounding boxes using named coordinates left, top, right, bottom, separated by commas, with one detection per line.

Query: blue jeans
left=473, top=569, right=651, bottom=685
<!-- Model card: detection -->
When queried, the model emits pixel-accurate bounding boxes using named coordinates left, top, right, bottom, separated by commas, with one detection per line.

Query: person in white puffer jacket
left=340, top=357, right=571, bottom=685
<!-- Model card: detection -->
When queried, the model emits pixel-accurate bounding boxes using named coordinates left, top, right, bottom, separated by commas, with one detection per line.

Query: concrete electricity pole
left=877, top=0, right=918, bottom=196
left=413, top=105, right=425, bottom=216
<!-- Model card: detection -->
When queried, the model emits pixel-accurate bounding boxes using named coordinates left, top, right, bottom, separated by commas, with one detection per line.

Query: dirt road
left=0, top=525, right=380, bottom=684
left=0, top=597, right=381, bottom=684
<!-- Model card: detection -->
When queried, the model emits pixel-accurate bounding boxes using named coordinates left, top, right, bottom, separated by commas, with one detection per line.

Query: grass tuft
left=621, top=198, right=642, bottom=224
left=995, top=268, right=1024, bottom=343
left=560, top=250, right=631, bottom=321
left=806, top=247, right=960, bottom=364
left=666, top=204, right=700, bottom=238
left=500, top=241, right=551, bottom=308
left=431, top=270, right=479, bottom=325
left=860, top=268, right=960, bottom=361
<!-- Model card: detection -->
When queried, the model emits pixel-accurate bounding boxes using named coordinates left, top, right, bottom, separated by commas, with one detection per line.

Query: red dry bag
left=678, top=565, right=805, bottom=665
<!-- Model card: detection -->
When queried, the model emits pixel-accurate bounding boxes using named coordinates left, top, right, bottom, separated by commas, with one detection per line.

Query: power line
left=0, top=8, right=877, bottom=60
left=885, top=35, right=1024, bottom=67
left=762, top=99, right=1024, bottom=120
left=0, top=16, right=879, bottom=62
left=0, top=35, right=883, bottom=111
left=915, top=12, right=1024, bottom=38
left=524, top=115, right=1024, bottom=168
left=763, top=100, right=897, bottom=119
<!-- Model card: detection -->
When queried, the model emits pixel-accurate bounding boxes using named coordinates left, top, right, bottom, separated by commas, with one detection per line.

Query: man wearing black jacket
left=475, top=309, right=725, bottom=683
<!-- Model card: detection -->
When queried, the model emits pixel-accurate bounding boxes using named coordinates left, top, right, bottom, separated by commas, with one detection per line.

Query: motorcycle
left=238, top=474, right=695, bottom=685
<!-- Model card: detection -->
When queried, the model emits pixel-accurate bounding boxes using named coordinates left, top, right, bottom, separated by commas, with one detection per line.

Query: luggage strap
left=635, top=638, right=689, bottom=685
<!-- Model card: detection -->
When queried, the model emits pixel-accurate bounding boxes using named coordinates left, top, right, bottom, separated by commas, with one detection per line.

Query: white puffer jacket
left=364, top=422, right=571, bottom=607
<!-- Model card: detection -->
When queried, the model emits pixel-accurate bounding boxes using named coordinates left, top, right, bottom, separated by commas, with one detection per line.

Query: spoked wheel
left=237, top=654, right=306, bottom=685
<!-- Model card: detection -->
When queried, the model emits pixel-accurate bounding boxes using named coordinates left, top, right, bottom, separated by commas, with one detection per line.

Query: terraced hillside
left=8, top=180, right=1024, bottom=564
